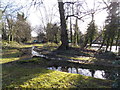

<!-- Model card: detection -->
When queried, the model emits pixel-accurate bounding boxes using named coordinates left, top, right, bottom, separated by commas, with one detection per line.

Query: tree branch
left=66, top=14, right=83, bottom=21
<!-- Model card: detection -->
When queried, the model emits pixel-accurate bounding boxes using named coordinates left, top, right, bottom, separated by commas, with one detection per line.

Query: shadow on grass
left=73, top=75, right=111, bottom=88
left=2, top=47, right=113, bottom=88
left=2, top=63, right=54, bottom=88
left=2, top=63, right=112, bottom=88
left=2, top=52, right=21, bottom=59
left=50, top=47, right=92, bottom=57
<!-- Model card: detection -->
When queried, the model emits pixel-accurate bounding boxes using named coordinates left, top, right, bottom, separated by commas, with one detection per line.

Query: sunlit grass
left=2, top=41, right=112, bottom=88
left=21, top=44, right=44, bottom=48
left=2, top=41, right=59, bottom=64
left=0, top=58, right=20, bottom=64
left=1, top=49, right=21, bottom=64
left=2, top=40, right=21, bottom=48
left=70, top=57, right=95, bottom=61
left=57, top=55, right=95, bottom=62
left=20, top=42, right=58, bottom=51
left=42, top=42, right=59, bottom=51
left=3, top=49, right=19, bottom=55
left=2, top=64, right=111, bottom=88
left=2, top=40, right=45, bottom=49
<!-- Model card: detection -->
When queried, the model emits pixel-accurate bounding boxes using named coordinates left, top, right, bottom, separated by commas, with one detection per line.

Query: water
left=32, top=46, right=46, bottom=57
left=91, top=44, right=119, bottom=53
left=31, top=46, right=116, bottom=80
left=47, top=66, right=109, bottom=79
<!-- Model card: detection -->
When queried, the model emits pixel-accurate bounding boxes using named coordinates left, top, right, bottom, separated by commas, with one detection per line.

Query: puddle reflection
left=47, top=66, right=108, bottom=79
left=31, top=46, right=115, bottom=80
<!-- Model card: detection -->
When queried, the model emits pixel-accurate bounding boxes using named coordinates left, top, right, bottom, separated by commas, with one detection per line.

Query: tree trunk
left=8, top=35, right=11, bottom=43
left=116, top=29, right=120, bottom=50
left=105, top=38, right=110, bottom=51
left=118, top=46, right=120, bottom=56
left=110, top=38, right=114, bottom=51
left=74, top=18, right=78, bottom=46
left=99, top=34, right=106, bottom=50
left=77, top=33, right=79, bottom=45
left=58, top=0, right=68, bottom=50
left=54, top=34, right=58, bottom=44
left=70, top=17, right=72, bottom=44
left=2, top=25, right=7, bottom=40
left=74, top=31, right=76, bottom=45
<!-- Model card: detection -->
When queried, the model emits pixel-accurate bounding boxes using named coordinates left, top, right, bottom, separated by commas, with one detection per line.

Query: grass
left=2, top=63, right=112, bottom=88
left=1, top=41, right=58, bottom=64
left=2, top=40, right=21, bottom=49
left=0, top=57, right=20, bottom=64
left=1, top=49, right=21, bottom=64
left=1, top=40, right=45, bottom=64
left=56, top=55, right=95, bottom=62
left=40, top=42, right=59, bottom=51
left=2, top=41, right=112, bottom=88
left=2, top=40, right=45, bottom=48
left=21, top=43, right=44, bottom=48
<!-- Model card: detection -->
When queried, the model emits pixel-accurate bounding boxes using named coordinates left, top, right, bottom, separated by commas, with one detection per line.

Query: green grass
left=0, top=57, right=20, bottom=64
left=17, top=58, right=48, bottom=66
left=1, top=40, right=45, bottom=64
left=41, top=42, right=59, bottom=51
left=2, top=63, right=112, bottom=88
left=21, top=43, right=44, bottom=48
left=57, top=55, right=95, bottom=62
left=1, top=41, right=58, bottom=64
left=2, top=41, right=112, bottom=88
left=2, top=40, right=45, bottom=48
left=1, top=49, right=21, bottom=64
left=2, top=40, right=22, bottom=48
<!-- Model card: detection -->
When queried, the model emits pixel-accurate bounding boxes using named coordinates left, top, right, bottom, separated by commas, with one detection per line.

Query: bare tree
left=58, top=0, right=69, bottom=50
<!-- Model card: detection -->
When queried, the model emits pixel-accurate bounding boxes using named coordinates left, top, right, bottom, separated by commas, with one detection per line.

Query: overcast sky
left=1, top=0, right=109, bottom=37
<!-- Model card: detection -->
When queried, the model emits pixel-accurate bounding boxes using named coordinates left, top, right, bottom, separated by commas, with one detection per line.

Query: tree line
left=1, top=0, right=120, bottom=52
left=57, top=0, right=120, bottom=51
left=2, top=12, right=31, bottom=43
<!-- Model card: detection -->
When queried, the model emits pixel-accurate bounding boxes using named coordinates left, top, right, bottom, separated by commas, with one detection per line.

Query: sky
left=1, top=0, right=109, bottom=37
left=28, top=0, right=59, bottom=26
left=27, top=0, right=108, bottom=37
